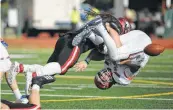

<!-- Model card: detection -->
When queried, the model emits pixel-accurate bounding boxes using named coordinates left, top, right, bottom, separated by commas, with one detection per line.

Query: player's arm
left=5, top=73, right=27, bottom=103
left=85, top=49, right=105, bottom=63
left=95, top=22, right=125, bottom=61
left=105, top=23, right=122, bottom=48
left=74, top=49, right=104, bottom=72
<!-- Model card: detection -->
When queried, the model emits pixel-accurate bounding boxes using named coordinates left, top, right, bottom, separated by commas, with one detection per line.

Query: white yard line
left=1, top=83, right=173, bottom=92
left=1, top=92, right=173, bottom=101
left=91, top=64, right=173, bottom=67
left=51, top=87, right=82, bottom=90
left=146, top=64, right=173, bottom=68
left=141, top=70, right=173, bottom=73
left=67, top=68, right=173, bottom=73
left=135, top=77, right=173, bottom=80
left=68, top=68, right=173, bottom=73
left=10, top=54, right=38, bottom=59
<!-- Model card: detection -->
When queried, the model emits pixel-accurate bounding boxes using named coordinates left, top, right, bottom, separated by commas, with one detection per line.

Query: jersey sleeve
left=85, top=49, right=105, bottom=64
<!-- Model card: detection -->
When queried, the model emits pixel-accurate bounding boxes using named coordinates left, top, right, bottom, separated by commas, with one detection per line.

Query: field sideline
left=1, top=48, right=173, bottom=109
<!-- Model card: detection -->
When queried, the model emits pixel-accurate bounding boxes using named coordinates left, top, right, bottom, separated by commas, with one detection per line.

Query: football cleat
left=72, top=29, right=92, bottom=46
left=31, top=75, right=56, bottom=88
left=72, top=16, right=102, bottom=46
left=7, top=62, right=20, bottom=85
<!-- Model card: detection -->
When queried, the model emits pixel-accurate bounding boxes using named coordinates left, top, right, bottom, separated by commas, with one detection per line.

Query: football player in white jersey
left=0, top=38, right=28, bottom=103
left=75, top=30, right=152, bottom=89
left=75, top=20, right=164, bottom=89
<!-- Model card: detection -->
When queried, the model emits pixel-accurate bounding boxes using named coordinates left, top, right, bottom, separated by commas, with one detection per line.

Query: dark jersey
left=47, top=15, right=121, bottom=75
left=47, top=27, right=96, bottom=74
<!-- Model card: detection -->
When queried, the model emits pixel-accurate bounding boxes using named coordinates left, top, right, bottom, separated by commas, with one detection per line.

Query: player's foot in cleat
left=31, top=75, right=56, bottom=88
left=7, top=61, right=20, bottom=84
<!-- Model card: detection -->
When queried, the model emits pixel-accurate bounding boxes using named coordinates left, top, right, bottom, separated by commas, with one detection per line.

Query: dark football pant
left=1, top=100, right=40, bottom=109
left=47, top=33, right=95, bottom=75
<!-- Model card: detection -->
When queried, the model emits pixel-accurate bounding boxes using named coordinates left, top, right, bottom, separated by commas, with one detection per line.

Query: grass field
left=1, top=48, right=173, bottom=109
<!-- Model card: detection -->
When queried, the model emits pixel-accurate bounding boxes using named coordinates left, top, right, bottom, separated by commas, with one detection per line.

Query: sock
left=18, top=64, right=24, bottom=73
left=36, top=62, right=61, bottom=76
left=23, top=64, right=43, bottom=73
left=32, top=84, right=40, bottom=91
left=23, top=64, right=29, bottom=72
left=13, top=89, right=22, bottom=99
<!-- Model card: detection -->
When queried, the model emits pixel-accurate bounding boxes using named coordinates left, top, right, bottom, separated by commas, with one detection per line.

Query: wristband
left=84, top=58, right=90, bottom=64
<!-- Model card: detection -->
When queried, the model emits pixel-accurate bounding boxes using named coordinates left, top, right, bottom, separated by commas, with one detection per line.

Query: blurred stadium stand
left=1, top=0, right=173, bottom=38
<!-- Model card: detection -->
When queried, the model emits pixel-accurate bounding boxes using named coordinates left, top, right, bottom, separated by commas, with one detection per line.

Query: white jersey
left=0, top=41, right=11, bottom=72
left=109, top=30, right=152, bottom=61
left=0, top=41, right=9, bottom=58
left=120, top=30, right=152, bottom=53
left=104, top=58, right=142, bottom=85
left=103, top=30, right=151, bottom=85
left=90, top=30, right=151, bottom=62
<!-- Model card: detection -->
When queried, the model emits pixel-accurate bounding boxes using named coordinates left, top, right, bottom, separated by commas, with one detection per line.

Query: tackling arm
left=106, top=23, right=122, bottom=48
left=95, top=22, right=124, bottom=61
left=74, top=49, right=104, bottom=72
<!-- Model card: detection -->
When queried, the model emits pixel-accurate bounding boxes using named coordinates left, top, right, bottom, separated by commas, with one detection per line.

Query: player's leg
left=29, top=85, right=40, bottom=107
left=7, top=36, right=66, bottom=78
left=6, top=62, right=44, bottom=96
left=7, top=61, right=44, bottom=82
left=21, top=38, right=79, bottom=75
left=26, top=44, right=80, bottom=76
left=87, top=32, right=104, bottom=46
left=47, top=34, right=81, bottom=75
left=1, top=102, right=10, bottom=109
left=18, top=63, right=60, bottom=95
left=7, top=62, right=58, bottom=95
left=29, top=75, right=56, bottom=107
left=8, top=32, right=93, bottom=77
left=1, top=75, right=55, bottom=109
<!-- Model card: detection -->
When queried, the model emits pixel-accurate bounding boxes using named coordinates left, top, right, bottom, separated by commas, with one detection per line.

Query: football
left=144, top=44, right=165, bottom=56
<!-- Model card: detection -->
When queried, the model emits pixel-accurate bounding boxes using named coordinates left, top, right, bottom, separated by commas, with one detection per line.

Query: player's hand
left=74, top=61, right=88, bottom=72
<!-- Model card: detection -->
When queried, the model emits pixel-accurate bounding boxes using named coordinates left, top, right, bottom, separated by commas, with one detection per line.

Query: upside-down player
left=74, top=19, right=164, bottom=89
